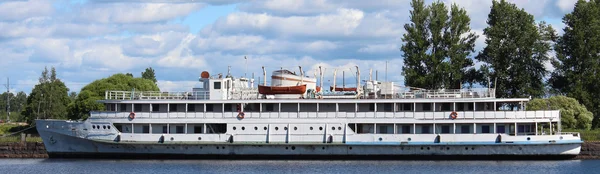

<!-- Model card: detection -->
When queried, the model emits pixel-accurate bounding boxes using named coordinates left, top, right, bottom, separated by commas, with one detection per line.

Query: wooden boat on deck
left=258, top=84, right=307, bottom=95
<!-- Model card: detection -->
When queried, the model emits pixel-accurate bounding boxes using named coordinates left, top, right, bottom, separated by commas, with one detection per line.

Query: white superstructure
left=36, top=69, right=582, bottom=159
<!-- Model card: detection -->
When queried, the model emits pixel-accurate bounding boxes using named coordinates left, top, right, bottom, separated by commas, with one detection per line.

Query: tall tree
left=401, top=0, right=478, bottom=89
left=476, top=0, right=555, bottom=98
left=68, top=74, right=160, bottom=120
left=141, top=67, right=157, bottom=83
left=550, top=0, right=600, bottom=128
left=21, top=67, right=71, bottom=124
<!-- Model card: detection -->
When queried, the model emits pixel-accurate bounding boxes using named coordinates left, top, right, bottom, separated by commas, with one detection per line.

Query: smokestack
left=262, top=66, right=266, bottom=86
left=333, top=69, right=338, bottom=92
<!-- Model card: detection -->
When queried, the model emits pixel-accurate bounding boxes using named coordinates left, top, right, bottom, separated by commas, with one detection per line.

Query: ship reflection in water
left=0, top=159, right=598, bottom=174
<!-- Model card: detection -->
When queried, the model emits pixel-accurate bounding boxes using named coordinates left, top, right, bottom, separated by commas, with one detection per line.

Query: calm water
left=0, top=159, right=598, bottom=174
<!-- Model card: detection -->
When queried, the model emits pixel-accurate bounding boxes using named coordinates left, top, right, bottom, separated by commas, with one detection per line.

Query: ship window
left=422, top=103, right=431, bottom=111
left=403, top=103, right=412, bottom=111
left=214, top=82, right=221, bottom=89
left=441, top=125, right=450, bottom=134
left=194, top=125, right=203, bottom=133
left=224, top=104, right=232, bottom=112
left=170, top=104, right=178, bottom=112
left=266, top=104, right=274, bottom=111
left=176, top=126, right=184, bottom=134
left=497, top=125, right=505, bottom=133
left=206, top=124, right=226, bottom=134
left=134, top=104, right=142, bottom=112
left=482, top=125, right=490, bottom=133
left=441, top=103, right=451, bottom=111
left=383, top=103, right=392, bottom=112
left=369, top=103, right=375, bottom=111
left=115, top=125, right=123, bottom=132
left=275, top=127, right=279, bottom=131
left=467, top=103, right=474, bottom=111
left=143, top=125, right=149, bottom=133
left=402, top=125, right=411, bottom=133
left=120, top=104, right=127, bottom=112
left=461, top=125, right=470, bottom=134
left=92, top=125, right=96, bottom=129
left=188, top=104, right=196, bottom=112
left=162, top=126, right=168, bottom=133
left=456, top=103, right=465, bottom=111
left=152, top=104, right=159, bottom=112
left=206, top=104, right=214, bottom=112
left=421, top=125, right=430, bottom=134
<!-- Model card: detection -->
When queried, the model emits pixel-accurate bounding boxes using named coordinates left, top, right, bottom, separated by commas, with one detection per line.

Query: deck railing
left=105, top=90, right=259, bottom=100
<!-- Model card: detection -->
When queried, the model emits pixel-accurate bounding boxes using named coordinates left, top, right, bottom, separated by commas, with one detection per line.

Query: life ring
left=450, top=111, right=458, bottom=119
left=237, top=112, right=245, bottom=119
left=129, top=112, right=135, bottom=120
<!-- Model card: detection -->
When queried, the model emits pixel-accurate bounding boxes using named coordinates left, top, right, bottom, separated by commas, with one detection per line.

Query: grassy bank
left=562, top=129, right=600, bottom=142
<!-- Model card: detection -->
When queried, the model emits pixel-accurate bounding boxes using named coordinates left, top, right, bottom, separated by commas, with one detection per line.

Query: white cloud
left=303, top=40, right=338, bottom=52
left=556, top=0, right=577, bottom=12
left=76, top=3, right=205, bottom=24
left=358, top=44, right=398, bottom=53
left=156, top=80, right=200, bottom=92
left=122, top=31, right=188, bottom=57
left=0, top=0, right=53, bottom=21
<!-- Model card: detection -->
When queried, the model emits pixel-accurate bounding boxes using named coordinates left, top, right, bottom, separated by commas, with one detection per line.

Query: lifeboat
left=330, top=86, right=357, bottom=92
left=258, top=84, right=307, bottom=95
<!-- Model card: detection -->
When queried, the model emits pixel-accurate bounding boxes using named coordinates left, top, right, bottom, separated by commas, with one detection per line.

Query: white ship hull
left=36, top=119, right=581, bottom=159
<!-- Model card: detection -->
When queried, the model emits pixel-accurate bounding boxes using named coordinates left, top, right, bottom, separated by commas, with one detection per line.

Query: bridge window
left=214, top=82, right=221, bottom=89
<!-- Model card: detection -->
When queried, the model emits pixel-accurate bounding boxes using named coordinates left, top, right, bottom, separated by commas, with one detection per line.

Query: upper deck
left=104, top=88, right=496, bottom=101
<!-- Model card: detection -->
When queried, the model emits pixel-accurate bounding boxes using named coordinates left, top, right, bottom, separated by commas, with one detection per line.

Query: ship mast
left=299, top=66, right=303, bottom=86
left=333, top=69, right=337, bottom=92
left=262, top=66, right=266, bottom=86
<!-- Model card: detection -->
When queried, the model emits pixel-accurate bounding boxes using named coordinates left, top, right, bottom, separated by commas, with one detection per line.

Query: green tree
left=476, top=0, right=556, bottom=98
left=21, top=67, right=71, bottom=124
left=0, top=92, right=26, bottom=121
left=68, top=73, right=160, bottom=120
left=550, top=0, right=600, bottom=128
left=125, top=73, right=133, bottom=77
left=528, top=96, right=593, bottom=130
left=68, top=92, right=77, bottom=102
left=141, top=67, right=157, bottom=83
left=401, top=0, right=478, bottom=89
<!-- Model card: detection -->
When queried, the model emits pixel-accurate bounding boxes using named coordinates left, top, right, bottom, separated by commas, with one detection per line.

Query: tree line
left=402, top=0, right=600, bottom=129
left=0, top=67, right=159, bottom=124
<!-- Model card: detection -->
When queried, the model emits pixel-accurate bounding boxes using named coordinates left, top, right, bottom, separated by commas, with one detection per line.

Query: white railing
left=394, top=88, right=495, bottom=99
left=90, top=110, right=560, bottom=120
left=105, top=89, right=259, bottom=100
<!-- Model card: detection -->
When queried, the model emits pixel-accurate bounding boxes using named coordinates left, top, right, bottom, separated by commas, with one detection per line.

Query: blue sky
left=0, top=0, right=578, bottom=93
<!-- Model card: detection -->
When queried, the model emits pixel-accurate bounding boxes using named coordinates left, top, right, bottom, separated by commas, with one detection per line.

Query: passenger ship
left=36, top=67, right=582, bottom=159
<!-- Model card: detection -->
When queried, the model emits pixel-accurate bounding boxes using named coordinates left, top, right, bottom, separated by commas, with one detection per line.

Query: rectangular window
left=134, top=104, right=142, bottom=112
left=461, top=125, right=470, bottom=133
left=497, top=125, right=505, bottom=133
left=383, top=103, right=392, bottom=112
left=482, top=125, right=490, bottom=133
left=162, top=126, right=168, bottom=133
left=214, top=82, right=221, bottom=89
left=402, top=125, right=411, bottom=133
left=224, top=104, right=232, bottom=112
left=422, top=103, right=431, bottom=111
left=176, top=126, right=184, bottom=134
left=152, top=104, right=159, bottom=112
left=266, top=103, right=274, bottom=111
left=456, top=103, right=464, bottom=111
left=442, top=103, right=451, bottom=111
left=369, top=103, right=375, bottom=111
left=194, top=126, right=203, bottom=133
left=120, top=104, right=127, bottom=112
left=403, top=103, right=412, bottom=111
left=441, top=125, right=450, bottom=133
left=422, top=125, right=430, bottom=134
left=206, top=104, right=213, bottom=112
left=142, top=125, right=149, bottom=133
left=169, top=104, right=178, bottom=112
left=188, top=104, right=195, bottom=112
left=468, top=103, right=474, bottom=111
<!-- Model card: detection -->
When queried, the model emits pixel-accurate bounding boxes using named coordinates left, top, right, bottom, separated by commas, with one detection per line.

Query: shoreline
left=1, top=142, right=599, bottom=160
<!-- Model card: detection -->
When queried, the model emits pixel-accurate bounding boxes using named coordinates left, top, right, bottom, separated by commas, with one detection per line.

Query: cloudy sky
left=0, top=0, right=578, bottom=93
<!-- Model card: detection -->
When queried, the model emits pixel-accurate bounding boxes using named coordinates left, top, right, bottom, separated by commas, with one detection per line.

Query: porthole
left=427, top=147, right=430, bottom=150
left=310, top=127, right=313, bottom=130
left=421, top=147, right=424, bottom=150
left=216, top=146, right=219, bottom=149
left=349, top=147, right=353, bottom=150
left=465, top=147, right=468, bottom=150
left=103, top=125, right=106, bottom=129
left=338, top=127, right=342, bottom=130
left=378, top=137, right=383, bottom=141
left=527, top=137, right=531, bottom=141
left=294, top=127, right=298, bottom=130
left=322, top=147, right=325, bottom=150
left=275, top=127, right=279, bottom=130
left=254, top=127, right=258, bottom=130
left=319, top=127, right=323, bottom=131
left=471, top=147, right=474, bottom=150
left=233, top=127, right=237, bottom=130
left=242, top=127, right=245, bottom=130
left=170, top=137, right=174, bottom=141
left=291, top=146, right=296, bottom=150
left=222, top=146, right=225, bottom=149
left=107, top=126, right=111, bottom=130
left=560, top=136, right=563, bottom=140
left=446, top=147, right=450, bottom=150
left=285, top=147, right=289, bottom=150
left=331, top=127, right=335, bottom=130
left=284, top=127, right=288, bottom=131
left=92, top=125, right=96, bottom=129
left=264, top=127, right=267, bottom=130
left=198, top=137, right=202, bottom=140
left=408, top=138, right=412, bottom=141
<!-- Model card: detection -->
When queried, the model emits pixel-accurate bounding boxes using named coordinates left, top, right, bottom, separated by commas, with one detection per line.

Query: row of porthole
left=92, top=125, right=111, bottom=130
left=232, top=126, right=343, bottom=131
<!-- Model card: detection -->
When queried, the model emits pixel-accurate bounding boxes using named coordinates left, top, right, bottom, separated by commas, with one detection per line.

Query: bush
left=528, top=96, right=593, bottom=130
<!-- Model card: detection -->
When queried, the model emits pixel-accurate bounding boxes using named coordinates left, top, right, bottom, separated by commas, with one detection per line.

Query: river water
left=0, top=159, right=598, bottom=174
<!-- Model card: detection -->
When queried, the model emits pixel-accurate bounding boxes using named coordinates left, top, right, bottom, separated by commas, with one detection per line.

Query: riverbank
left=1, top=142, right=599, bottom=159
